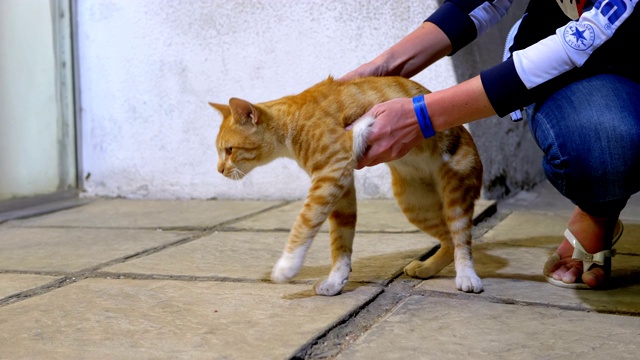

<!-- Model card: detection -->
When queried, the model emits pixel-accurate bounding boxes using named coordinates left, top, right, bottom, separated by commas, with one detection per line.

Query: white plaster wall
left=78, top=0, right=459, bottom=200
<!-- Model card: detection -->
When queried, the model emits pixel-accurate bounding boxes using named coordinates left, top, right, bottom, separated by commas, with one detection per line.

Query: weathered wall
left=452, top=1, right=546, bottom=198
left=77, top=0, right=543, bottom=200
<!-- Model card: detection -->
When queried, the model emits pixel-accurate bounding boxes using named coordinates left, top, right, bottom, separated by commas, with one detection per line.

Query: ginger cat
left=210, top=76, right=483, bottom=295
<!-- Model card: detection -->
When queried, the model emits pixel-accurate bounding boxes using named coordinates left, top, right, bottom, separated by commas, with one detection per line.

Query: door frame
left=0, top=0, right=86, bottom=223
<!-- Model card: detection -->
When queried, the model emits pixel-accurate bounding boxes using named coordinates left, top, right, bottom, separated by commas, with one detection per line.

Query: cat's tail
left=351, top=114, right=375, bottom=160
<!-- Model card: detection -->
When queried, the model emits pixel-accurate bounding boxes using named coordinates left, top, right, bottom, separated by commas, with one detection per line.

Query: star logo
left=571, top=27, right=587, bottom=43
left=563, top=21, right=595, bottom=51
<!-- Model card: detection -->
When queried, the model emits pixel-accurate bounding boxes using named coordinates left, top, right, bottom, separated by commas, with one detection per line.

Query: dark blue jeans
left=526, top=74, right=640, bottom=218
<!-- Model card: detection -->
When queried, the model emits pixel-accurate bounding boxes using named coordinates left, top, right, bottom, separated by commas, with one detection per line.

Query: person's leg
left=526, top=73, right=640, bottom=287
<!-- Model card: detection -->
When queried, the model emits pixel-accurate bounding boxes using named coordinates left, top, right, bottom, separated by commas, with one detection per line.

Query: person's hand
left=355, top=97, right=425, bottom=169
left=338, top=60, right=388, bottom=81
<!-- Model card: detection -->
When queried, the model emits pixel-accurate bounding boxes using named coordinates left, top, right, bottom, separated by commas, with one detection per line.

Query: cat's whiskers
left=230, top=168, right=246, bottom=180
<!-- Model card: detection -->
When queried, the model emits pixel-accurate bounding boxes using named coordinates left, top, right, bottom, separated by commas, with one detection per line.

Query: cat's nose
left=217, top=163, right=225, bottom=174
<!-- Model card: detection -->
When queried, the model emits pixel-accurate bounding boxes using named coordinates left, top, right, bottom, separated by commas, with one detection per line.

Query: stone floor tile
left=12, top=199, right=285, bottom=229
left=419, top=253, right=640, bottom=314
left=0, top=274, right=59, bottom=299
left=0, top=227, right=193, bottom=272
left=417, top=212, right=640, bottom=314
left=226, top=199, right=495, bottom=232
left=336, top=296, right=640, bottom=359
left=499, top=180, right=640, bottom=222
left=480, top=212, right=640, bottom=257
left=479, top=211, right=569, bottom=243
left=0, top=279, right=380, bottom=359
left=102, top=231, right=439, bottom=285
left=224, top=200, right=417, bottom=232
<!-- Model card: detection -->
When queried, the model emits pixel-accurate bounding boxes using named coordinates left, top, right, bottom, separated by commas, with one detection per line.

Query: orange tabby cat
left=210, top=76, right=483, bottom=295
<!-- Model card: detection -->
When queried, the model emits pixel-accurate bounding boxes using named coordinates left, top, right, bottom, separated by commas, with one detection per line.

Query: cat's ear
left=229, top=97, right=260, bottom=126
left=208, top=102, right=231, bottom=119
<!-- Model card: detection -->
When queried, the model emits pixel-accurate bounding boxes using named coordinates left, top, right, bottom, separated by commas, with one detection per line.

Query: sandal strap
left=564, top=228, right=616, bottom=269
left=613, top=220, right=624, bottom=245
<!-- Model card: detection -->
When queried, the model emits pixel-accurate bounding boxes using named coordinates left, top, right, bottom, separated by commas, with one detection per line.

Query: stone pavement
left=0, top=180, right=639, bottom=359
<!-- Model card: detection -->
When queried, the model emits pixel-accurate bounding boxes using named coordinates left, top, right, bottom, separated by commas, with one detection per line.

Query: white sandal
left=544, top=220, right=624, bottom=289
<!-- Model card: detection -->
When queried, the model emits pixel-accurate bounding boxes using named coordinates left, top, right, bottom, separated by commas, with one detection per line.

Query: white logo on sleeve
left=563, top=21, right=596, bottom=50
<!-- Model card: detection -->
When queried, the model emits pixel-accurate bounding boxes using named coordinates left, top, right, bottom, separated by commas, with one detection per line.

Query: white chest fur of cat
left=210, top=76, right=484, bottom=296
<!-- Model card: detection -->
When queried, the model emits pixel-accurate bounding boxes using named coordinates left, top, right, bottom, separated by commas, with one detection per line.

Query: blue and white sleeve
left=481, top=0, right=638, bottom=117
left=426, top=0, right=514, bottom=54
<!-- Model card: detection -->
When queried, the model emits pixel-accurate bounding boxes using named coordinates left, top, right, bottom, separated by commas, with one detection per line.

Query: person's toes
left=561, top=265, right=582, bottom=284
left=582, top=267, right=606, bottom=288
left=552, top=264, right=570, bottom=281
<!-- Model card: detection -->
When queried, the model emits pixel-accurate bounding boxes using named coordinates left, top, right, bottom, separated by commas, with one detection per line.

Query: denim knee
left=527, top=74, right=640, bottom=217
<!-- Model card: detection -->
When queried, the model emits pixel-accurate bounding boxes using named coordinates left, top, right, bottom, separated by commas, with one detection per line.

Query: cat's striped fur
left=210, top=76, right=483, bottom=295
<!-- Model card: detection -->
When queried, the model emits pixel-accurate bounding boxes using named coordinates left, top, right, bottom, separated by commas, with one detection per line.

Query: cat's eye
left=225, top=147, right=233, bottom=155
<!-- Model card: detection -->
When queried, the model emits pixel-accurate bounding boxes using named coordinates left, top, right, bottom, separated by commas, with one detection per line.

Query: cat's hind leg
left=313, top=184, right=356, bottom=296
left=387, top=167, right=455, bottom=278
left=439, top=167, right=483, bottom=293
left=448, top=210, right=483, bottom=293
left=400, top=196, right=455, bottom=278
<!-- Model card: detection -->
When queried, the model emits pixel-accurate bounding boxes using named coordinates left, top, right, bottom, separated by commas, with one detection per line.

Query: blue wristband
left=412, top=95, right=435, bottom=139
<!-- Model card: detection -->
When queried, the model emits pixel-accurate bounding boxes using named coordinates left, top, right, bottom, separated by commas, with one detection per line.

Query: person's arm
left=340, top=22, right=452, bottom=81
left=341, top=0, right=514, bottom=81
left=356, top=75, right=494, bottom=169
left=355, top=1, right=639, bottom=169
left=483, top=0, right=638, bottom=117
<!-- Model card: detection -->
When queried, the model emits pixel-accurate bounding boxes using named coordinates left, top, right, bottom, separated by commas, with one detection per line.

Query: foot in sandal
left=543, top=206, right=623, bottom=289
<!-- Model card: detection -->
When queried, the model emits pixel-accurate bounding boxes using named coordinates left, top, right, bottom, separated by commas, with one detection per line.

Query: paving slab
left=477, top=211, right=640, bottom=257
left=102, top=231, right=440, bottom=285
left=336, top=296, right=640, bottom=360
left=0, top=274, right=60, bottom=299
left=499, top=180, right=640, bottom=222
left=418, top=212, right=640, bottom=314
left=0, top=227, right=194, bottom=272
left=12, top=199, right=285, bottom=229
left=225, top=199, right=495, bottom=232
left=0, top=279, right=381, bottom=360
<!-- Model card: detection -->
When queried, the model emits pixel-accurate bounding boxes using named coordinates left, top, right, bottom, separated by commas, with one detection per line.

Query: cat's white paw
left=270, top=250, right=304, bottom=283
left=455, top=268, right=483, bottom=293
left=313, top=255, right=351, bottom=296
left=313, top=278, right=347, bottom=296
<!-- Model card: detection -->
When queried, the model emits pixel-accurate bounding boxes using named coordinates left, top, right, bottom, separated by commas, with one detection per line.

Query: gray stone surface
left=0, top=227, right=193, bottom=272
left=500, top=180, right=640, bottom=222
left=0, top=279, right=380, bottom=359
left=226, top=199, right=496, bottom=232
left=103, top=232, right=438, bottom=284
left=420, top=212, right=640, bottom=314
left=0, top=274, right=60, bottom=299
left=1, top=180, right=638, bottom=359
left=13, top=199, right=285, bottom=229
left=225, top=199, right=417, bottom=232
left=460, top=0, right=544, bottom=199
left=337, top=296, right=640, bottom=360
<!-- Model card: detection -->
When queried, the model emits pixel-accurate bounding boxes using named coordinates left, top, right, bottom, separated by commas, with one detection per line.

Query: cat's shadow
left=268, top=249, right=433, bottom=299
left=277, top=225, right=640, bottom=299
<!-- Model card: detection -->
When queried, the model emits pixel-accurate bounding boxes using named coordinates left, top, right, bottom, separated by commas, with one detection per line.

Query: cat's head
left=209, top=98, right=277, bottom=180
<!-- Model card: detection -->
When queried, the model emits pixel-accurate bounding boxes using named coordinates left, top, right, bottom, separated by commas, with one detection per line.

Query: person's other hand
left=338, top=61, right=388, bottom=81
left=355, top=97, right=424, bottom=169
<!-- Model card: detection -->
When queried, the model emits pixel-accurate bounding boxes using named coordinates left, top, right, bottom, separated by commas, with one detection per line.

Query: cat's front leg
left=271, top=156, right=355, bottom=290
left=271, top=244, right=309, bottom=283
left=313, top=253, right=351, bottom=296
left=313, top=185, right=356, bottom=296
left=270, top=195, right=329, bottom=283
